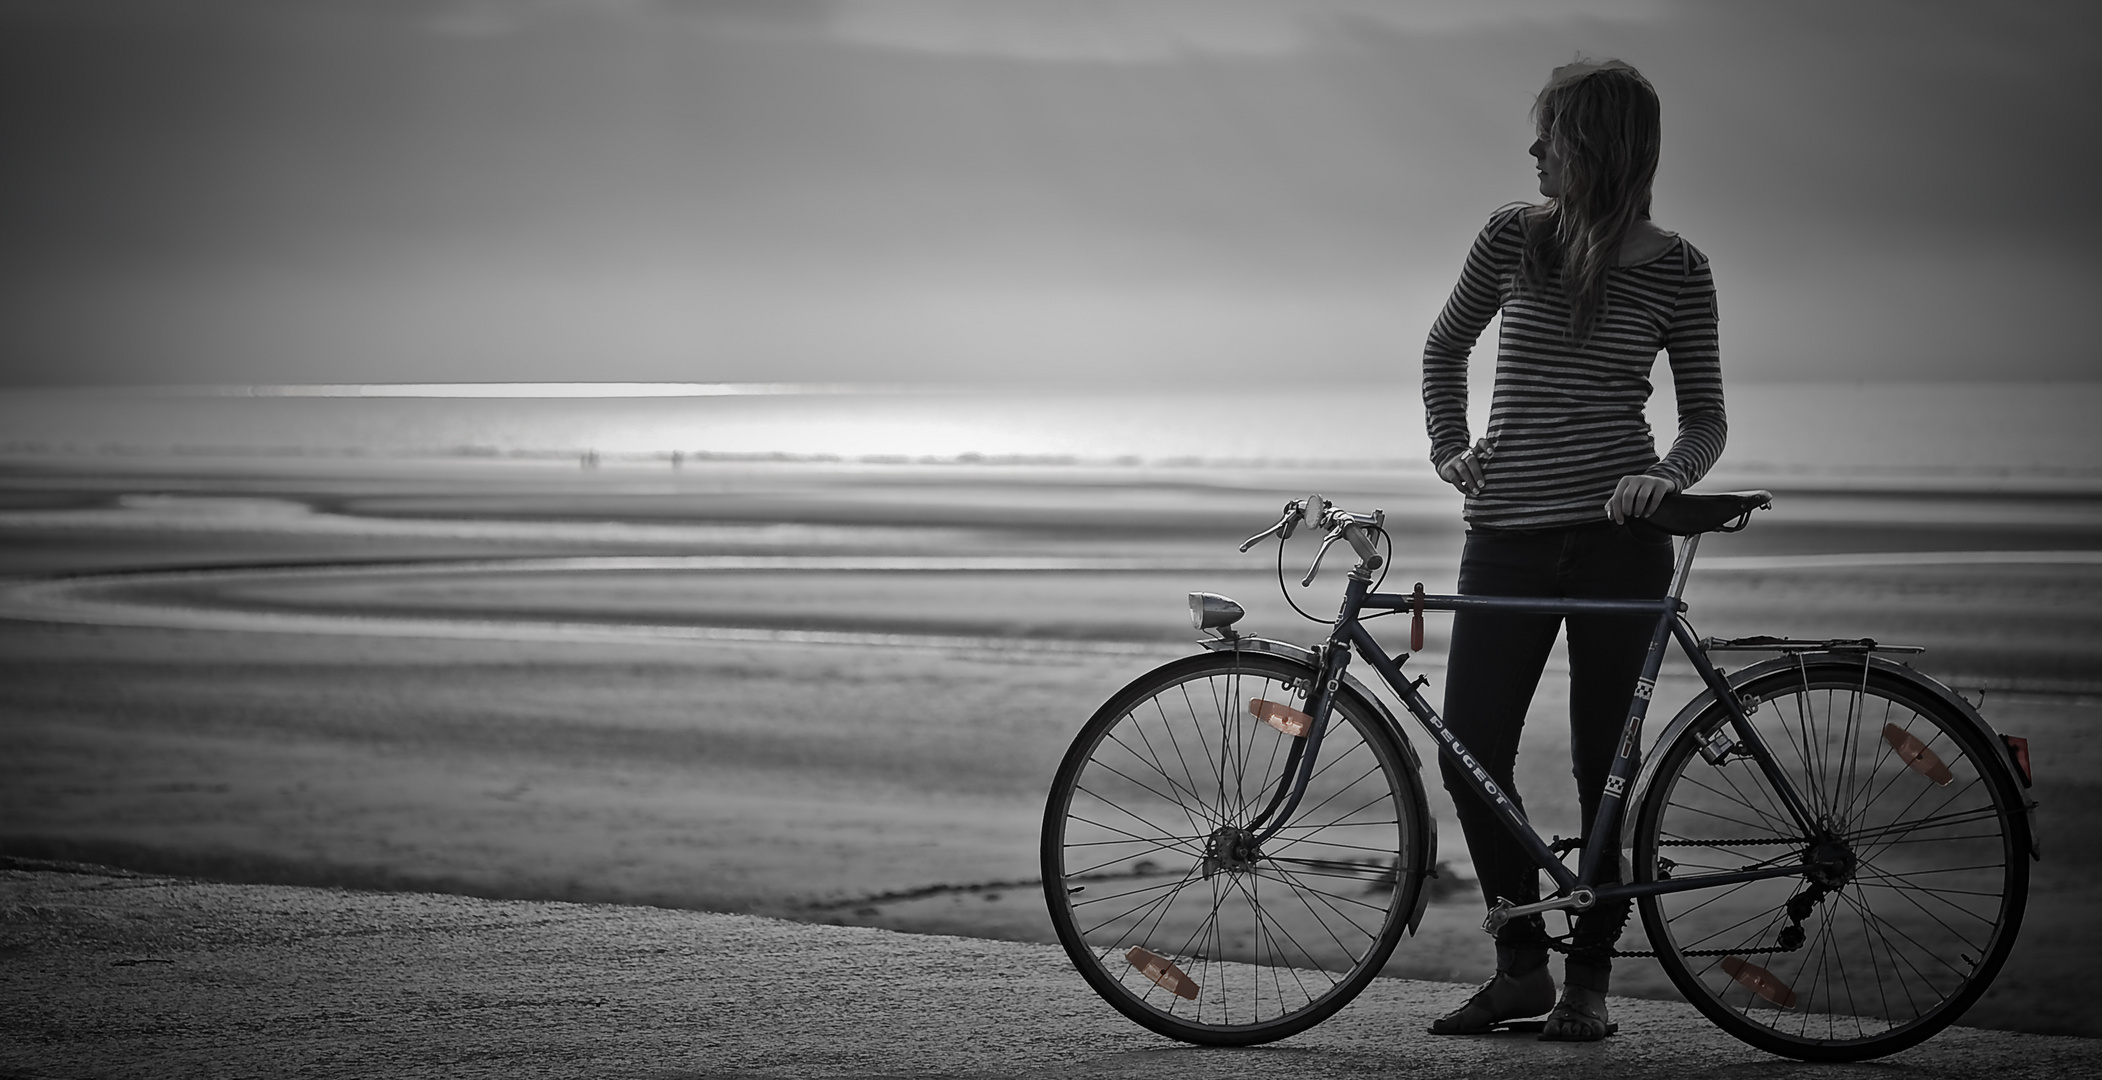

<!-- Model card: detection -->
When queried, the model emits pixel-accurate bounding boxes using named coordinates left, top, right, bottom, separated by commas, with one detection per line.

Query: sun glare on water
left=188, top=383, right=872, bottom=398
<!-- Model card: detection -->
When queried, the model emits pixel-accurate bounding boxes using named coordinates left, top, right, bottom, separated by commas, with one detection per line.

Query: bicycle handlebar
left=1241, top=495, right=1384, bottom=585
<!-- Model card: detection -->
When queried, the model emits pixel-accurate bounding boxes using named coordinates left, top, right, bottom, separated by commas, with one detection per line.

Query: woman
left=1419, top=59, right=1724, bottom=1041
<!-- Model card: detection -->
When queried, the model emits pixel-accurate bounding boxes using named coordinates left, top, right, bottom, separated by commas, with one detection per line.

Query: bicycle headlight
left=1189, top=592, right=1245, bottom=632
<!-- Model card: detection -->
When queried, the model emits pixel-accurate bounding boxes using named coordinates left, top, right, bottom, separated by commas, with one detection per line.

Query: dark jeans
left=1436, top=521, right=1674, bottom=990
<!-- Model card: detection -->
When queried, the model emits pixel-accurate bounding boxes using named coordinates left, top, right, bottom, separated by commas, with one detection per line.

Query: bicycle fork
left=1240, top=566, right=1396, bottom=850
left=1242, top=637, right=1352, bottom=849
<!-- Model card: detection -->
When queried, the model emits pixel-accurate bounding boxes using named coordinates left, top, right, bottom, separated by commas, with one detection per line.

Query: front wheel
left=1041, top=651, right=1428, bottom=1045
left=1633, top=661, right=2030, bottom=1061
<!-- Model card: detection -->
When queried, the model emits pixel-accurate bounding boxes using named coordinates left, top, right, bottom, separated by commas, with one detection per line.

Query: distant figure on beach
left=1419, top=59, right=1726, bottom=1041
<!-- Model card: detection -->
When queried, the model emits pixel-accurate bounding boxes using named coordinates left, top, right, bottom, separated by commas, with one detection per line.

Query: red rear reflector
left=1126, top=945, right=1200, bottom=1000
left=2003, top=735, right=2033, bottom=787
left=1721, top=956, right=1797, bottom=1008
left=1883, top=723, right=1954, bottom=786
left=1249, top=698, right=1312, bottom=738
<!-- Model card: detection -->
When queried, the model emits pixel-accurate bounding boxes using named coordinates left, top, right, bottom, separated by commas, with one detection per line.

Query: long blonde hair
left=1519, top=60, right=1663, bottom=341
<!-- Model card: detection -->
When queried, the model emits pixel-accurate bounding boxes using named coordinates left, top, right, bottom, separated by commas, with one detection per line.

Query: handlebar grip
left=1342, top=522, right=1378, bottom=560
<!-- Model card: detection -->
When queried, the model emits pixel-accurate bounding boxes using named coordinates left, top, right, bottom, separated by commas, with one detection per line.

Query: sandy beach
left=2, top=454, right=2098, bottom=1039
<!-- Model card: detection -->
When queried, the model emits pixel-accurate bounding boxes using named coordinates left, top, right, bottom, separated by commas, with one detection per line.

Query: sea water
left=0, top=382, right=2097, bottom=489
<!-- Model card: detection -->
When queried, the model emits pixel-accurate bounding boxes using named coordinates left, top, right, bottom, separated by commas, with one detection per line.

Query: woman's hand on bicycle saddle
left=1605, top=474, right=1678, bottom=523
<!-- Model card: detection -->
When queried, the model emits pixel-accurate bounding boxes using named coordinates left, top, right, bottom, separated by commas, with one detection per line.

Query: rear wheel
left=1041, top=651, right=1427, bottom=1045
left=1634, top=661, right=2029, bottom=1060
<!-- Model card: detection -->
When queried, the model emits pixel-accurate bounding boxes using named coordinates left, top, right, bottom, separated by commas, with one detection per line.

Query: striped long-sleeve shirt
left=1422, top=205, right=1726, bottom=529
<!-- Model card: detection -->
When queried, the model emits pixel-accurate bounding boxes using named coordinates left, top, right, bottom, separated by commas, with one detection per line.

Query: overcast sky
left=1, top=0, right=2095, bottom=386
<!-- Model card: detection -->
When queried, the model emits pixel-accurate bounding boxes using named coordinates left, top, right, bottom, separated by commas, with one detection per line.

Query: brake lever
left=1239, top=515, right=1290, bottom=553
left=1240, top=498, right=1315, bottom=553
left=1301, top=529, right=1345, bottom=587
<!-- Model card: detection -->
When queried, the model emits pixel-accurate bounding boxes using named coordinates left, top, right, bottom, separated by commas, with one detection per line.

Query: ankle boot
left=1427, top=943, right=1555, bottom=1035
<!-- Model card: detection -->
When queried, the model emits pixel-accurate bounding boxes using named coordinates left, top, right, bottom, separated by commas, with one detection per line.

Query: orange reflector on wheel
left=1721, top=956, right=1797, bottom=1008
left=1249, top=699, right=1313, bottom=738
left=1127, top=945, right=1200, bottom=1000
left=1883, top=723, right=1955, bottom=786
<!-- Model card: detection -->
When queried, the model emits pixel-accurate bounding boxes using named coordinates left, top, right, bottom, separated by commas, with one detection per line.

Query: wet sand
left=2, top=455, right=2098, bottom=1037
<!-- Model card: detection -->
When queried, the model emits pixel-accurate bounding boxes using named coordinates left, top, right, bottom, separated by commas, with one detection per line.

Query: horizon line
left=5, top=377, right=2102, bottom=399
left=18, top=383, right=897, bottom=399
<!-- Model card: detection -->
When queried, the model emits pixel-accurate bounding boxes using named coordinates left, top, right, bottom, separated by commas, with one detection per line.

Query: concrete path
left=3, top=864, right=2094, bottom=1079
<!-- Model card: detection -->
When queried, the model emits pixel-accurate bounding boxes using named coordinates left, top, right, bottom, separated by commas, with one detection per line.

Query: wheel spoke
left=1244, top=861, right=1378, bottom=966
left=1119, top=703, right=1223, bottom=832
left=1089, top=733, right=1218, bottom=835
left=1064, top=801, right=1205, bottom=858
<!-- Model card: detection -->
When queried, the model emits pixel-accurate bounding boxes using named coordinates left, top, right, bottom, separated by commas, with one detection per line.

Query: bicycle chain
left=1550, top=941, right=1799, bottom=959
left=1544, top=928, right=1801, bottom=961
left=1555, top=839, right=1820, bottom=958
left=1654, top=837, right=1798, bottom=847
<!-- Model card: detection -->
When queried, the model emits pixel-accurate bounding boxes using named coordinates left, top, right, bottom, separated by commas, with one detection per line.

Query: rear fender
left=1621, top=652, right=2032, bottom=855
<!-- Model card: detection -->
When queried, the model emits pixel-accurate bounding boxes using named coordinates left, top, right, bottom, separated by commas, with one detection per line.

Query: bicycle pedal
left=1126, top=946, right=1200, bottom=1000
left=1883, top=723, right=1954, bottom=786
left=1721, top=956, right=1798, bottom=1008
left=1249, top=698, right=1312, bottom=738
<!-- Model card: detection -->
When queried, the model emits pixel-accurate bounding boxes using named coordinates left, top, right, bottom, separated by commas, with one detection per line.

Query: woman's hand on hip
left=1606, top=474, right=1677, bottom=523
left=1437, top=448, right=1487, bottom=496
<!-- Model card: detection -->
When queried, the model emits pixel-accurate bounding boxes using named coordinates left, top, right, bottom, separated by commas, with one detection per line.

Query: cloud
left=0, top=0, right=2092, bottom=386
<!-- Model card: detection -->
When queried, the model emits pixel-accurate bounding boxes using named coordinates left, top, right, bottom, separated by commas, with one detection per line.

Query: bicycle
left=1040, top=492, right=2037, bottom=1061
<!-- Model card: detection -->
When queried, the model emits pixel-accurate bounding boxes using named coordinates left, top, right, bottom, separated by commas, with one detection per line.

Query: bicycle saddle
left=1635, top=490, right=1773, bottom=536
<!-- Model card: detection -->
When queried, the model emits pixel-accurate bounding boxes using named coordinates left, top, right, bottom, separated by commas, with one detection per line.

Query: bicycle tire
left=1041, top=651, right=1428, bottom=1045
left=1633, top=660, right=2029, bottom=1061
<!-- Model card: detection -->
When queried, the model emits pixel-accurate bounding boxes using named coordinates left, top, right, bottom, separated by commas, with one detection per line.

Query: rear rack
left=1700, top=635, right=1926, bottom=655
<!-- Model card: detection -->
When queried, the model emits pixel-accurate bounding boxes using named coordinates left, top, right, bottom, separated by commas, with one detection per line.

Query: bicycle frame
left=1267, top=533, right=1829, bottom=915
